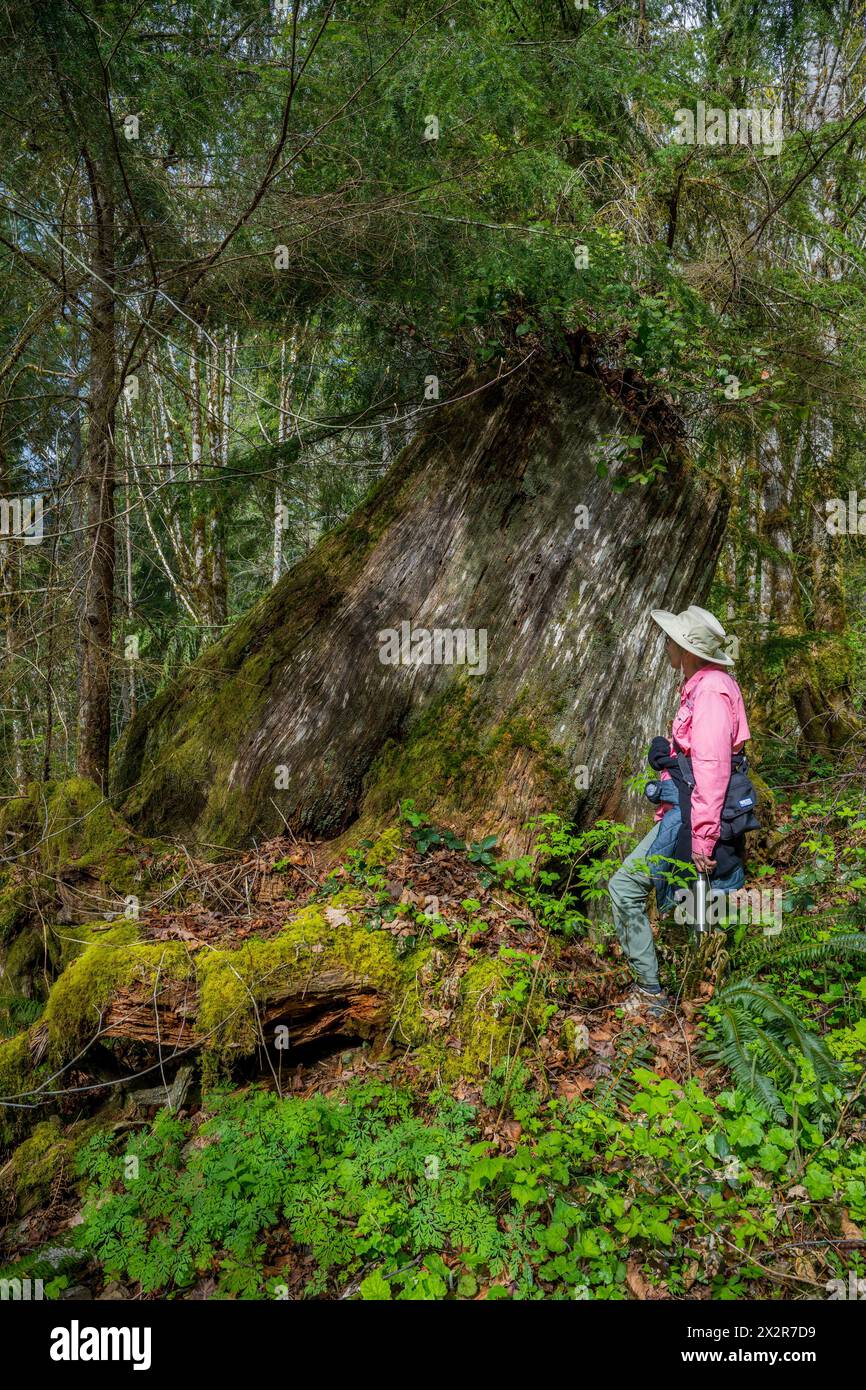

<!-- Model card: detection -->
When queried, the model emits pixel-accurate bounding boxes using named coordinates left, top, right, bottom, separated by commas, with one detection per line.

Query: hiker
left=608, top=605, right=753, bottom=1016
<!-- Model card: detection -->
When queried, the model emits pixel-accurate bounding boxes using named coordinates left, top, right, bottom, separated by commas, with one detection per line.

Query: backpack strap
left=674, top=748, right=696, bottom=790
left=675, top=741, right=748, bottom=781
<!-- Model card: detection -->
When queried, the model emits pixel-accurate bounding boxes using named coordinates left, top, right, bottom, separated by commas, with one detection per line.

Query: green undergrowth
left=57, top=1065, right=866, bottom=1300
left=3, top=793, right=866, bottom=1306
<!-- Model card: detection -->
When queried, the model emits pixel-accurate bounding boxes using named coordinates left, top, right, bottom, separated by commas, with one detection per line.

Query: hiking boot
left=621, top=985, right=673, bottom=1019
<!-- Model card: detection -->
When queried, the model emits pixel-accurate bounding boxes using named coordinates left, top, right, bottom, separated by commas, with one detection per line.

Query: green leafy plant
left=399, top=800, right=466, bottom=855
left=497, top=813, right=634, bottom=938
left=702, top=981, right=847, bottom=1123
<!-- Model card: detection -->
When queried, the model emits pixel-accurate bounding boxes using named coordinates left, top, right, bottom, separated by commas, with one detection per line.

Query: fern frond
left=702, top=979, right=846, bottom=1122
left=595, top=1026, right=654, bottom=1113
left=727, top=930, right=866, bottom=983
left=705, top=1008, right=788, bottom=1122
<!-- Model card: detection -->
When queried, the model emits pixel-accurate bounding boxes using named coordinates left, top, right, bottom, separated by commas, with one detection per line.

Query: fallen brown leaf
left=626, top=1257, right=653, bottom=1300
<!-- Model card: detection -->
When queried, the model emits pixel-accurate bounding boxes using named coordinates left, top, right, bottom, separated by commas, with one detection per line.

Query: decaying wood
left=102, top=978, right=199, bottom=1049
left=101, top=969, right=386, bottom=1053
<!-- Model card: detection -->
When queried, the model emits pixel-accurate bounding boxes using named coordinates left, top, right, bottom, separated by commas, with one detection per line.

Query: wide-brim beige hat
left=651, top=604, right=735, bottom=666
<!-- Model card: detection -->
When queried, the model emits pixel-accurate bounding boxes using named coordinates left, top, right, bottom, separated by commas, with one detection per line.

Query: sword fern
left=702, top=980, right=847, bottom=1123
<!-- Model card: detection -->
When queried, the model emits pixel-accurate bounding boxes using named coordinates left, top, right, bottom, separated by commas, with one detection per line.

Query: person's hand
left=693, top=852, right=716, bottom=874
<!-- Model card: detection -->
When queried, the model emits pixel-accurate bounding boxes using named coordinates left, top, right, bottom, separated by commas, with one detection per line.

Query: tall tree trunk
left=0, top=430, right=25, bottom=792
left=757, top=420, right=860, bottom=751
left=113, top=351, right=728, bottom=852
left=77, top=188, right=117, bottom=787
left=202, top=329, right=234, bottom=630
left=190, top=344, right=208, bottom=619
left=272, top=335, right=294, bottom=586
left=121, top=467, right=136, bottom=725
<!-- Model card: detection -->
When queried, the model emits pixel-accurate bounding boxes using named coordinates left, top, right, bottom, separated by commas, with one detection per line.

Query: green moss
left=748, top=771, right=778, bottom=835
left=365, top=827, right=403, bottom=868
left=39, top=779, right=146, bottom=893
left=0, top=780, right=179, bottom=1035
left=1, top=926, right=196, bottom=1147
left=392, top=944, right=431, bottom=1049
left=0, top=792, right=38, bottom=842
left=56, top=919, right=142, bottom=971
left=0, top=1028, right=30, bottom=1087
left=349, top=684, right=570, bottom=849
left=43, top=936, right=193, bottom=1060
left=411, top=1039, right=451, bottom=1078
left=357, top=684, right=484, bottom=825
left=0, top=777, right=166, bottom=897
left=5, top=894, right=434, bottom=1104
left=0, top=1030, right=35, bottom=1148
left=813, top=635, right=853, bottom=689
left=560, top=1016, right=587, bottom=1062
left=445, top=954, right=550, bottom=1080
left=196, top=901, right=429, bottom=1066
left=3, top=925, right=57, bottom=996
left=327, top=887, right=367, bottom=910
left=0, top=878, right=29, bottom=943
left=9, top=1117, right=72, bottom=1214
left=7, top=1112, right=108, bottom=1215
left=2, top=861, right=535, bottom=1138
left=449, top=956, right=514, bottom=1078
left=1, top=921, right=140, bottom=1036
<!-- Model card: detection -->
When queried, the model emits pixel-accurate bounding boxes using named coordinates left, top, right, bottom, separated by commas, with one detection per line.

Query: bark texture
left=113, top=350, right=728, bottom=852
left=754, top=419, right=860, bottom=751
left=77, top=186, right=117, bottom=786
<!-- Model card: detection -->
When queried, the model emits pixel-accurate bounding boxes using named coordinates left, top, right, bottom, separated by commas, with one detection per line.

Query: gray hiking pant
left=608, top=824, right=664, bottom=991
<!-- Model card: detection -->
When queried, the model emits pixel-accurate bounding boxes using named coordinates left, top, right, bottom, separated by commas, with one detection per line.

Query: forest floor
left=2, top=781, right=865, bottom=1301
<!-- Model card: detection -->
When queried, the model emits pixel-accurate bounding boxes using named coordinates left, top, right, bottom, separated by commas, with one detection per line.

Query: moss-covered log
left=0, top=891, right=595, bottom=1149
left=112, top=348, right=728, bottom=853
left=100, top=968, right=386, bottom=1051
left=0, top=779, right=175, bottom=1030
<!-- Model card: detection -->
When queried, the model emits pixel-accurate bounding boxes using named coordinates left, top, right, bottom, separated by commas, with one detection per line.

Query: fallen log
left=101, top=968, right=387, bottom=1054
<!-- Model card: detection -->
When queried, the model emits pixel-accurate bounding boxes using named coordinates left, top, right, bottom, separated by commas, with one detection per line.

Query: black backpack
left=674, top=749, right=760, bottom=842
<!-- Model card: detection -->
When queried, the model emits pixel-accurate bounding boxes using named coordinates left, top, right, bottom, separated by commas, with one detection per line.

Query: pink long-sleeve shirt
left=656, top=665, right=751, bottom=858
